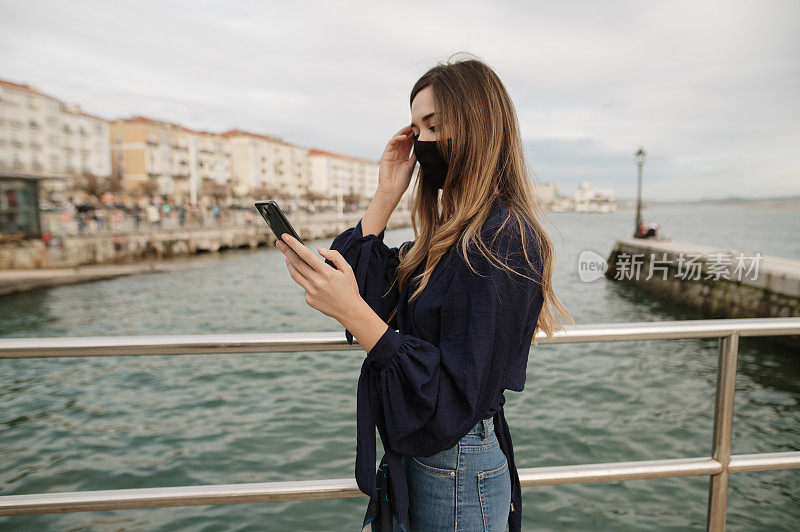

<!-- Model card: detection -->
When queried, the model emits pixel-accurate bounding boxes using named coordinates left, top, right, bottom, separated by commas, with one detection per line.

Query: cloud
left=0, top=0, right=797, bottom=200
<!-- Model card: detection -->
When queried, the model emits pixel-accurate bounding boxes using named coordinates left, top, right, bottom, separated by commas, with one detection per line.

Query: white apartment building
left=62, top=105, right=112, bottom=179
left=223, top=130, right=310, bottom=198
left=531, top=181, right=559, bottom=207
left=308, top=149, right=379, bottom=199
left=0, top=79, right=111, bottom=200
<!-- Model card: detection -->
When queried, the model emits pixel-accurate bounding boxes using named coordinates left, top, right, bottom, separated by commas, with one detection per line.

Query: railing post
left=706, top=331, right=740, bottom=531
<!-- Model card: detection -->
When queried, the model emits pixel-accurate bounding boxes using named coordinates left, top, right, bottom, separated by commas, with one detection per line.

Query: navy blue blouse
left=328, top=196, right=544, bottom=532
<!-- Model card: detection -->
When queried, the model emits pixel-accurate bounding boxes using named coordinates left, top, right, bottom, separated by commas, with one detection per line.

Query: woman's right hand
left=377, top=125, right=417, bottom=198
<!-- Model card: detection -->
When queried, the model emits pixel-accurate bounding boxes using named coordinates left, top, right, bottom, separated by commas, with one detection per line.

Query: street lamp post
left=634, top=147, right=647, bottom=237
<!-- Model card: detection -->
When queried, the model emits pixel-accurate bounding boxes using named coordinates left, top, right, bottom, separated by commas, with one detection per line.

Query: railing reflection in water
left=0, top=317, right=798, bottom=531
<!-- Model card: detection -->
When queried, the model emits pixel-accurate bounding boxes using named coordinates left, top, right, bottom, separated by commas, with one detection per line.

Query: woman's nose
left=416, top=131, right=436, bottom=142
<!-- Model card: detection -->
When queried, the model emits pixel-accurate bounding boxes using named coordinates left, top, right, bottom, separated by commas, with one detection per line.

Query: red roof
left=113, top=115, right=199, bottom=134
left=0, top=78, right=61, bottom=101
left=1, top=78, right=109, bottom=122
left=63, top=105, right=108, bottom=122
left=309, top=148, right=374, bottom=164
left=220, top=129, right=282, bottom=142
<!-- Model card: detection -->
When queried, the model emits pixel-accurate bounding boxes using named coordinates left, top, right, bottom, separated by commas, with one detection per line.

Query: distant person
left=76, top=206, right=87, bottom=233
left=147, top=203, right=161, bottom=228
left=635, top=220, right=659, bottom=239
left=635, top=220, right=648, bottom=238
left=132, top=205, right=140, bottom=229
left=213, top=204, right=220, bottom=224
left=95, top=206, right=106, bottom=231
left=274, top=55, right=573, bottom=532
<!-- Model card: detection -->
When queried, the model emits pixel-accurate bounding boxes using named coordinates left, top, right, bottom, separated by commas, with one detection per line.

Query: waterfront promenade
left=0, top=210, right=412, bottom=296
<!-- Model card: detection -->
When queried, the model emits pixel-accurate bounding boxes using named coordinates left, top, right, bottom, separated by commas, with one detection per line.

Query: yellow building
left=110, top=116, right=229, bottom=203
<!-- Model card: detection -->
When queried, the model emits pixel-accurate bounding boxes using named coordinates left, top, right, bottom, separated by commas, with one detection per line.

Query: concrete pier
left=606, top=237, right=800, bottom=321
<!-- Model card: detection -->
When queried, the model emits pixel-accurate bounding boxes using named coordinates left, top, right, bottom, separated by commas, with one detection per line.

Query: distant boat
left=575, top=200, right=618, bottom=213
left=574, top=182, right=618, bottom=213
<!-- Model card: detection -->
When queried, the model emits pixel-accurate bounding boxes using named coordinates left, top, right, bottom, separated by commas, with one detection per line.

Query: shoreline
left=1, top=211, right=413, bottom=296
left=0, top=252, right=239, bottom=297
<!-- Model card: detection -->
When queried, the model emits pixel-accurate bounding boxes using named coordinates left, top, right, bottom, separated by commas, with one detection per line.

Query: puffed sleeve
left=354, top=222, right=543, bottom=496
left=327, top=217, right=412, bottom=343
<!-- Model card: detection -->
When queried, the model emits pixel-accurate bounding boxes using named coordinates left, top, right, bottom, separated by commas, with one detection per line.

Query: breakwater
left=605, top=237, right=800, bottom=322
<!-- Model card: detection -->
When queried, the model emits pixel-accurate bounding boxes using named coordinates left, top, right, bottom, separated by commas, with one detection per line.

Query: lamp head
left=635, top=147, right=647, bottom=167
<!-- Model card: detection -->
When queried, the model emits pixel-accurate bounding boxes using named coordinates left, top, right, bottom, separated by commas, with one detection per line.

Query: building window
left=0, top=178, right=41, bottom=236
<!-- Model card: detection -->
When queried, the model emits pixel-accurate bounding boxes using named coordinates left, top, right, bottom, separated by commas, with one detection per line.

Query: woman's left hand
left=275, top=233, right=361, bottom=320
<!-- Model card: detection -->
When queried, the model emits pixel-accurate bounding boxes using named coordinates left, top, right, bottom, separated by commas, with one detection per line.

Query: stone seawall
left=605, top=237, right=800, bottom=320
left=0, top=212, right=411, bottom=292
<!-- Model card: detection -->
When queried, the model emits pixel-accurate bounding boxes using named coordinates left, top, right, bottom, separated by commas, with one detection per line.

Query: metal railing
left=1, top=317, right=798, bottom=531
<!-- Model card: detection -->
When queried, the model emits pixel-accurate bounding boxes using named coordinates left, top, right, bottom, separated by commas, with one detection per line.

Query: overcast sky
left=1, top=0, right=797, bottom=201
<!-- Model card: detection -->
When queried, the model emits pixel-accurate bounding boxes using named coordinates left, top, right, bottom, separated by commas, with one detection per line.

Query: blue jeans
left=393, top=416, right=511, bottom=531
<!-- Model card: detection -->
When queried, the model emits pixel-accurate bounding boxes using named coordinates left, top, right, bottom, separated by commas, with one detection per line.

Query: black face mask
left=414, top=138, right=448, bottom=190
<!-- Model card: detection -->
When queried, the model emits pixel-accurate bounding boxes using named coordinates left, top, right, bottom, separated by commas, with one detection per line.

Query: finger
left=394, top=124, right=413, bottom=136
left=285, top=246, right=318, bottom=279
left=278, top=239, right=318, bottom=279
left=389, top=127, right=415, bottom=144
left=389, top=135, right=414, bottom=157
left=319, top=248, right=352, bottom=275
left=280, top=233, right=324, bottom=273
left=286, top=257, right=312, bottom=290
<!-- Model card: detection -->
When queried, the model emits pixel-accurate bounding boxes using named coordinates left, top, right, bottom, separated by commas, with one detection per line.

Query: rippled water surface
left=1, top=204, right=798, bottom=530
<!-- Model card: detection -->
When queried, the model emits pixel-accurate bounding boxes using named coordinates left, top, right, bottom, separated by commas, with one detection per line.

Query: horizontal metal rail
left=1, top=317, right=798, bottom=359
left=0, top=477, right=359, bottom=515
left=1, top=453, right=797, bottom=517
left=1, top=317, right=799, bottom=531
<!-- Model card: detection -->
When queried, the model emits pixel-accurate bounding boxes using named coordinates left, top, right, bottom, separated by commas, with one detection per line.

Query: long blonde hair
left=386, top=53, right=573, bottom=342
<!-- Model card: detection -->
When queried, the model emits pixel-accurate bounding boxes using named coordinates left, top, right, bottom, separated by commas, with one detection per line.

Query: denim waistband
left=466, top=416, right=495, bottom=436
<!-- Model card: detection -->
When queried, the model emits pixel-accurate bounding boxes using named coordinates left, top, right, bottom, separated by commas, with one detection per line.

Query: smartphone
left=254, top=200, right=303, bottom=244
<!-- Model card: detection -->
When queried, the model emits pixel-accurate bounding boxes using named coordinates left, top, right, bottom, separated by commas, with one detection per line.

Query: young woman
left=275, top=55, right=572, bottom=531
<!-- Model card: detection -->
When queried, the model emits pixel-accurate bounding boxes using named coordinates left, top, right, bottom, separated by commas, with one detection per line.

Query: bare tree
left=75, top=172, right=102, bottom=199
left=140, top=179, right=159, bottom=197
left=74, top=171, right=126, bottom=199
left=344, top=191, right=360, bottom=206
left=201, top=178, right=231, bottom=204
left=302, top=189, right=325, bottom=202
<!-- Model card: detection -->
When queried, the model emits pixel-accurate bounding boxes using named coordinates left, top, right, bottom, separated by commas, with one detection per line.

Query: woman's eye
left=430, top=126, right=436, bottom=132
